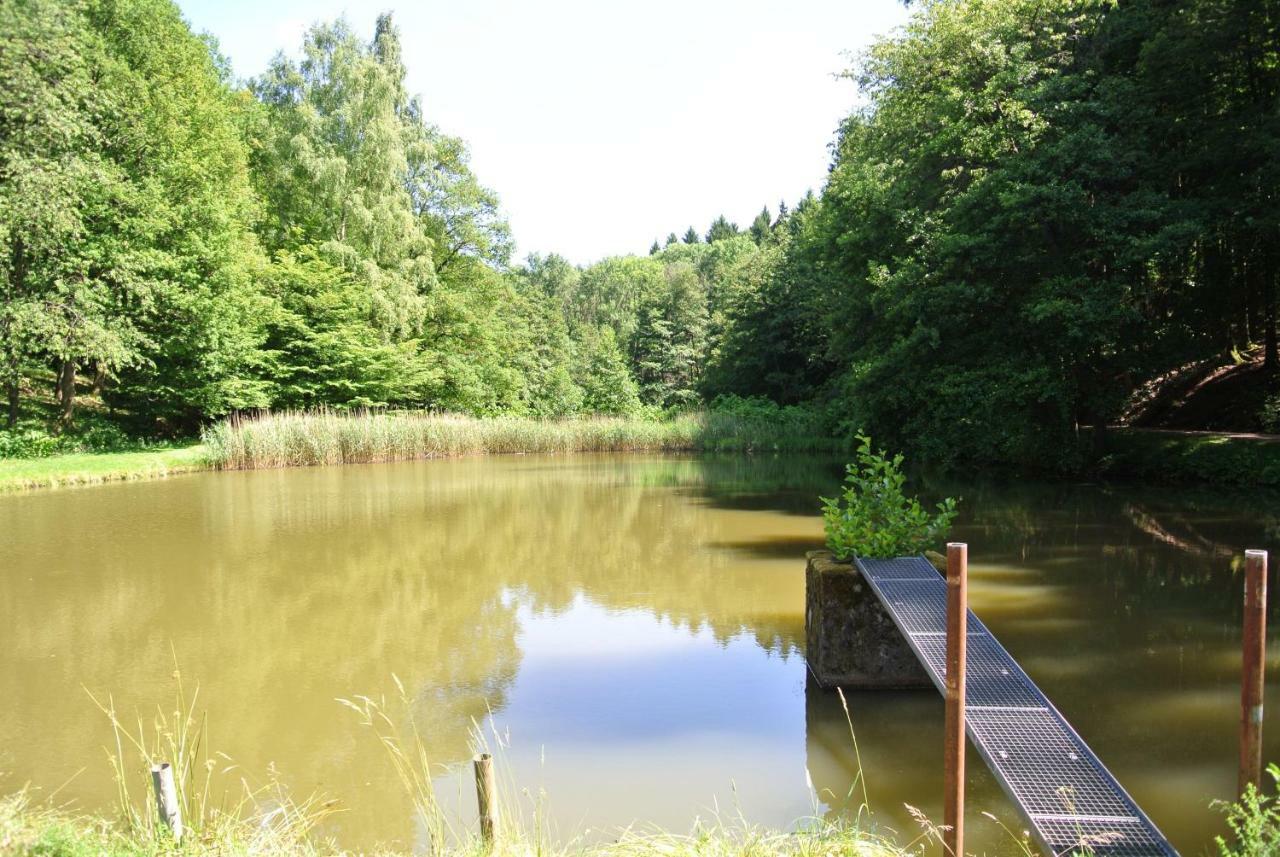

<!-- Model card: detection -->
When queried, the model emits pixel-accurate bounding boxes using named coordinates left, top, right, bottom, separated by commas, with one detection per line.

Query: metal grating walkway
left=854, top=556, right=1177, bottom=857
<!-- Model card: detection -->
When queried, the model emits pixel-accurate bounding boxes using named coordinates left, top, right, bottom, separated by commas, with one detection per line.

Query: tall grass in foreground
left=202, top=410, right=842, bottom=470
left=0, top=674, right=918, bottom=857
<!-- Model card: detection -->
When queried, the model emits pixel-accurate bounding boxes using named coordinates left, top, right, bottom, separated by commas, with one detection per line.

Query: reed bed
left=203, top=410, right=841, bottom=470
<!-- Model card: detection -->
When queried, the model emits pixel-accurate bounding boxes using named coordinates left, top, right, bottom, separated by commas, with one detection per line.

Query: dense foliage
left=2, top=0, right=1277, bottom=476
left=715, top=0, right=1280, bottom=470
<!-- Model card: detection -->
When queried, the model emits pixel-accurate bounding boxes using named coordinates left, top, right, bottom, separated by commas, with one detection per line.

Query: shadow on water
left=707, top=535, right=826, bottom=560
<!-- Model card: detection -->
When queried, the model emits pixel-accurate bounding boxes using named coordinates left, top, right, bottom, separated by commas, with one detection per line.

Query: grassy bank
left=0, top=408, right=838, bottom=492
left=202, top=409, right=841, bottom=470
left=0, top=793, right=910, bottom=857
left=1099, top=427, right=1280, bottom=486
left=0, top=445, right=210, bottom=492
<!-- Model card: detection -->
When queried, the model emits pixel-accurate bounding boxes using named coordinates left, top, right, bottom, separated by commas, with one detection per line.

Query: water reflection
left=0, top=455, right=1275, bottom=853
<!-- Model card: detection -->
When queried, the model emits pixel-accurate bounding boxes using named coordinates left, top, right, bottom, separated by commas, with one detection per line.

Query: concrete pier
left=804, top=550, right=931, bottom=689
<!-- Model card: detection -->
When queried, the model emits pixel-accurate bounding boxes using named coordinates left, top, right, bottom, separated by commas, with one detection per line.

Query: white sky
left=178, top=0, right=910, bottom=265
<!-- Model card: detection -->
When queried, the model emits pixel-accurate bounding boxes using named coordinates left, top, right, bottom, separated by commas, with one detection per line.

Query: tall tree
left=748, top=206, right=773, bottom=245
left=251, top=16, right=434, bottom=340
left=705, top=215, right=739, bottom=243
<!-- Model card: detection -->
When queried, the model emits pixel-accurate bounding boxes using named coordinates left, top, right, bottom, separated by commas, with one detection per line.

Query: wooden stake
left=944, top=542, right=967, bottom=857
left=1241, top=549, right=1268, bottom=796
left=150, top=762, right=183, bottom=842
left=474, top=752, right=498, bottom=846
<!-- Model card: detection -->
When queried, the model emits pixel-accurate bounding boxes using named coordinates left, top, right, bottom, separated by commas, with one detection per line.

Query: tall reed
left=203, top=410, right=841, bottom=471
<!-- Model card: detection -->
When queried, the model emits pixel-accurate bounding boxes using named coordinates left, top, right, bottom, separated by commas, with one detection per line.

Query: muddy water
left=0, top=454, right=1275, bottom=852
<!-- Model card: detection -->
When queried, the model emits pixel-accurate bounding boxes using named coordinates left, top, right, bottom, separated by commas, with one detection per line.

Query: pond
left=0, top=453, right=1275, bottom=853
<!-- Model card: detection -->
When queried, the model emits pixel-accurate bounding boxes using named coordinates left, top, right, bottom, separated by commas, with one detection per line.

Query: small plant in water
left=821, top=435, right=957, bottom=560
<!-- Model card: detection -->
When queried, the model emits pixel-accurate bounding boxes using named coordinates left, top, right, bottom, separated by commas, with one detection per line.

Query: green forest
left=2, top=0, right=1278, bottom=473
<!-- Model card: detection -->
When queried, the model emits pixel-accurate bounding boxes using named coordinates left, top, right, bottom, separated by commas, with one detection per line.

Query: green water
left=0, top=454, right=1273, bottom=852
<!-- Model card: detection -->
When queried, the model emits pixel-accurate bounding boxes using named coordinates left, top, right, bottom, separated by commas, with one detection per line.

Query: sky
left=178, top=0, right=910, bottom=265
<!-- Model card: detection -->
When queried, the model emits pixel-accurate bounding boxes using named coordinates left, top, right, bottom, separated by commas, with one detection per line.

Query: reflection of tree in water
left=393, top=453, right=841, bottom=654
left=924, top=473, right=1280, bottom=602
left=0, top=454, right=838, bottom=848
left=10, top=456, right=1267, bottom=852
left=0, top=469, right=523, bottom=849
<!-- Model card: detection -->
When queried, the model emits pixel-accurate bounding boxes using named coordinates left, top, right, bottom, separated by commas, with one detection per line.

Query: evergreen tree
left=682, top=227, right=700, bottom=244
left=705, top=215, right=739, bottom=243
left=749, top=207, right=773, bottom=245
left=649, top=240, right=661, bottom=255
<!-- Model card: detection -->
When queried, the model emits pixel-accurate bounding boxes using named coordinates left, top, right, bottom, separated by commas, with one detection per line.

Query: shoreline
left=7, top=417, right=1280, bottom=495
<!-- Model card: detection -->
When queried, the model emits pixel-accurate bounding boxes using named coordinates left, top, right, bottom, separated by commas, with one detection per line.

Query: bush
left=0, top=429, right=63, bottom=459
left=1215, top=764, right=1280, bottom=856
left=821, top=435, right=957, bottom=560
left=0, top=421, right=141, bottom=460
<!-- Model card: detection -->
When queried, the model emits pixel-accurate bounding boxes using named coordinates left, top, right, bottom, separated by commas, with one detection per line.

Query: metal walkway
left=854, top=556, right=1177, bottom=857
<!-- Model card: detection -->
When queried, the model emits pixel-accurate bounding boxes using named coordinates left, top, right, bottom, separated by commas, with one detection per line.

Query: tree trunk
left=91, top=360, right=107, bottom=397
left=58, top=359, right=76, bottom=429
left=1265, top=261, right=1278, bottom=380
left=5, top=378, right=17, bottom=429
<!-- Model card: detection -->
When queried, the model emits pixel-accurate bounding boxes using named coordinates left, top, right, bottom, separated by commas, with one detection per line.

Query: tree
left=261, top=250, right=424, bottom=408
left=631, top=261, right=708, bottom=407
left=409, top=122, right=512, bottom=275
left=251, top=16, right=434, bottom=341
left=664, top=232, right=679, bottom=247
left=1, top=0, right=269, bottom=432
left=749, top=206, right=773, bottom=245
left=570, top=255, right=664, bottom=347
left=682, top=227, right=700, bottom=244
left=705, top=215, right=739, bottom=243
left=576, top=327, right=640, bottom=415
left=0, top=0, right=109, bottom=427
left=649, top=240, right=661, bottom=255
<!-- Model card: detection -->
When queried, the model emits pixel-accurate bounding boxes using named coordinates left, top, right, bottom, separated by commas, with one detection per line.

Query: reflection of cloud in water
left=3, top=455, right=1280, bottom=854
left=426, top=594, right=810, bottom=840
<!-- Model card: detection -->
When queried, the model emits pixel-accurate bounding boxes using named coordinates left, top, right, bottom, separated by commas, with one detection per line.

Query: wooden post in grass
left=150, top=762, right=183, bottom=842
left=474, top=752, right=498, bottom=846
left=944, top=542, right=967, bottom=856
left=1241, top=549, right=1268, bottom=796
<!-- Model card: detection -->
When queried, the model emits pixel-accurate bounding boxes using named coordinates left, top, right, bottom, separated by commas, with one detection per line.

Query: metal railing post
left=945, top=542, right=967, bottom=856
left=1241, top=549, right=1268, bottom=796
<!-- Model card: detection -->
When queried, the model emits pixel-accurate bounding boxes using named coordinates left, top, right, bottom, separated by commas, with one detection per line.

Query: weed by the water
left=202, top=409, right=840, bottom=470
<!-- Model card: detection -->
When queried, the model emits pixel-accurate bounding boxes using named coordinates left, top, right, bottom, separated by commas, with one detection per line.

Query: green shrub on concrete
left=821, top=435, right=957, bottom=560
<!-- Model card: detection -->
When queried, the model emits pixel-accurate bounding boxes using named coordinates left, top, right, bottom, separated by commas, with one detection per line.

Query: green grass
left=202, top=410, right=841, bottom=470
left=0, top=792, right=912, bottom=857
left=0, top=444, right=210, bottom=492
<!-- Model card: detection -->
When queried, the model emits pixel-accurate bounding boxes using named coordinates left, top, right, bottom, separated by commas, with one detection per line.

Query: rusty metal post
left=1241, top=549, right=1268, bottom=796
left=944, top=542, right=967, bottom=856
